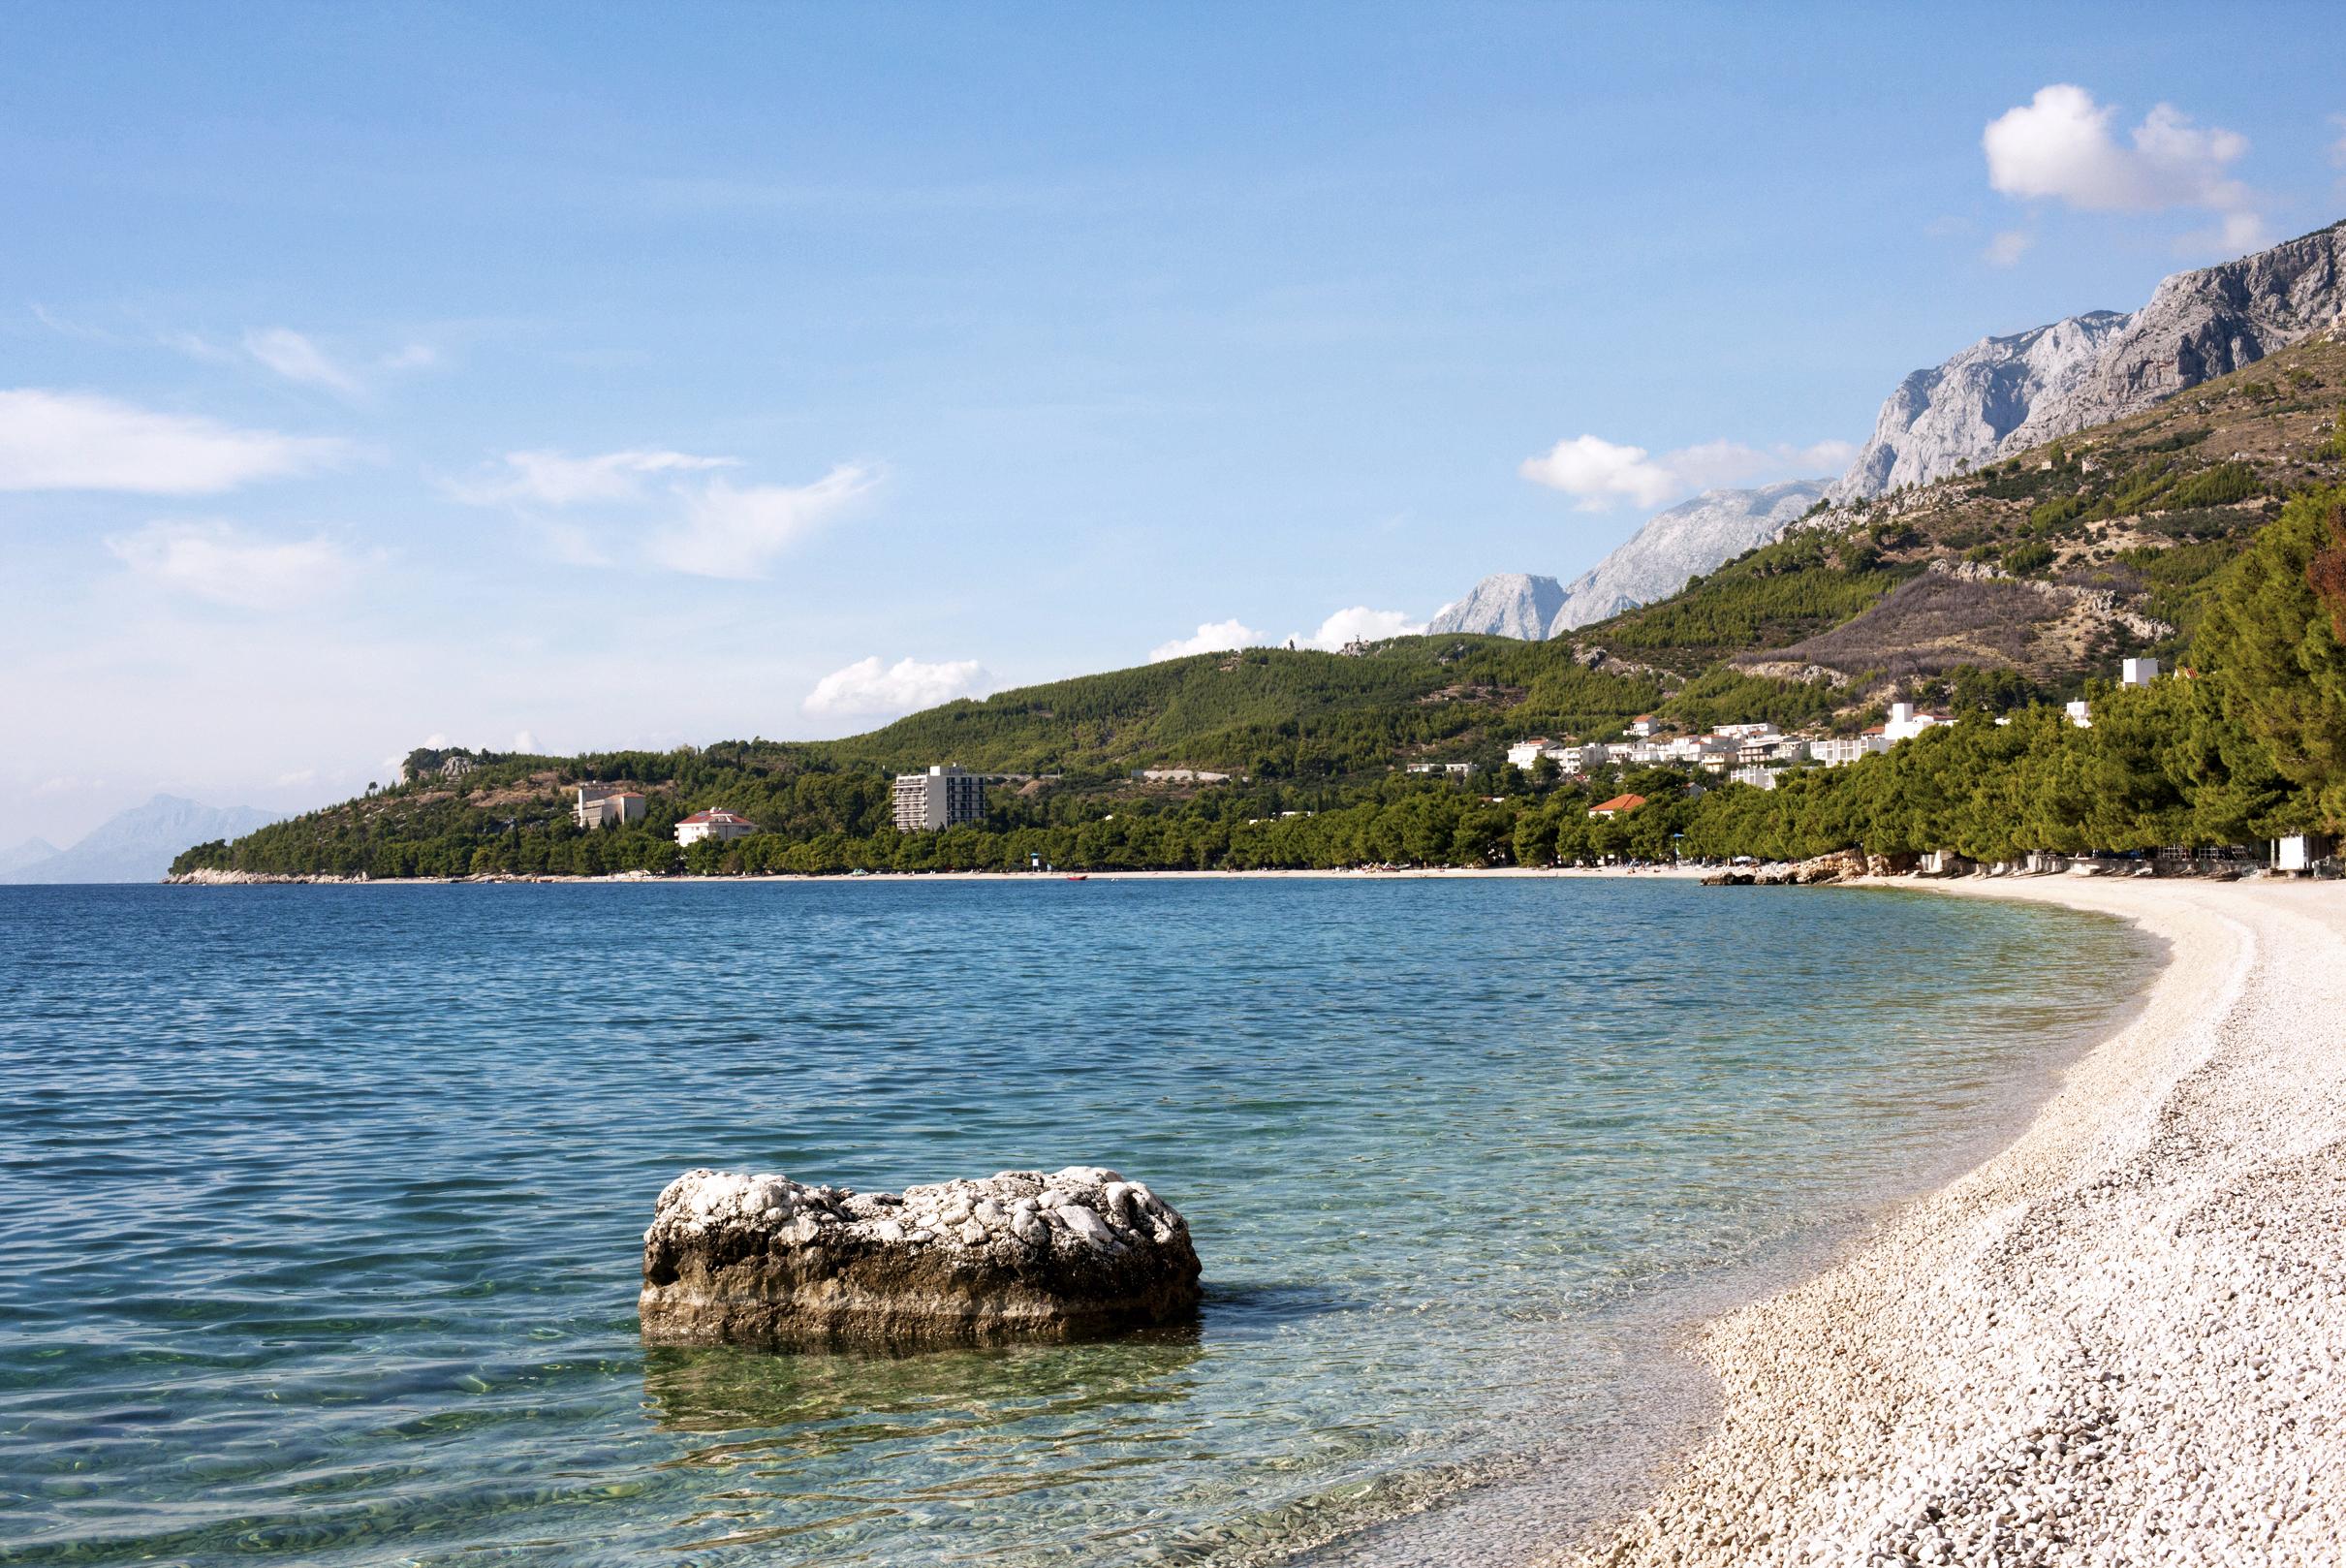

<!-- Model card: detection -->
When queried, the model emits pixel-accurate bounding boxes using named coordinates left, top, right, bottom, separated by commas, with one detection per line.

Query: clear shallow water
left=0, top=880, right=2146, bottom=1566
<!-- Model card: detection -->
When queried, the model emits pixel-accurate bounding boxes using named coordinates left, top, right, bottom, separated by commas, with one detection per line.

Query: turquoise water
left=0, top=880, right=2145, bottom=1565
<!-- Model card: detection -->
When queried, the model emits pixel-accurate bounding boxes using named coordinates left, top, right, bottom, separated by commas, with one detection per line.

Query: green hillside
left=173, top=332, right=2346, bottom=879
left=1583, top=333, right=2346, bottom=689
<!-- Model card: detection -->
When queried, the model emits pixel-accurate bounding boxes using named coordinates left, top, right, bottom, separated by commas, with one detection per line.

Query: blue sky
left=5, top=1, right=2344, bottom=844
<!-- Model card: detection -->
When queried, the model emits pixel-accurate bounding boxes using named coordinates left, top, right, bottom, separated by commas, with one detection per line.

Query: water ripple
left=0, top=880, right=2146, bottom=1566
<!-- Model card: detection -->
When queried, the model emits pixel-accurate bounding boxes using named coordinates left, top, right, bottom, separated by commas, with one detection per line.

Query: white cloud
left=244, top=328, right=363, bottom=395
left=1517, top=434, right=1682, bottom=510
left=1984, top=229, right=2035, bottom=267
left=381, top=343, right=442, bottom=371
left=1520, top=434, right=1854, bottom=511
left=1293, top=606, right=1424, bottom=650
left=274, top=768, right=319, bottom=788
left=523, top=516, right=616, bottom=568
left=803, top=655, right=988, bottom=717
left=107, top=520, right=372, bottom=610
left=0, top=389, right=344, bottom=494
left=453, top=451, right=874, bottom=577
left=1149, top=618, right=1261, bottom=661
left=1662, top=438, right=1857, bottom=491
left=449, top=447, right=741, bottom=507
left=1983, top=84, right=2265, bottom=250
left=647, top=464, right=877, bottom=579
left=512, top=730, right=539, bottom=752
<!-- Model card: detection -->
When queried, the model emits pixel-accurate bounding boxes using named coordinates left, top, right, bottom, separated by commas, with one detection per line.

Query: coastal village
left=486, top=654, right=2341, bottom=882
left=572, top=761, right=991, bottom=843
left=1501, top=657, right=2168, bottom=795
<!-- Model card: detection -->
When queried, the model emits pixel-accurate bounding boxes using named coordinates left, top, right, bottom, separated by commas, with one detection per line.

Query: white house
left=1811, top=735, right=1891, bottom=767
left=2273, top=833, right=2335, bottom=872
left=1506, top=739, right=1553, bottom=770
left=1885, top=702, right=1948, bottom=743
left=2064, top=699, right=2094, bottom=728
left=575, top=785, right=646, bottom=830
left=2121, top=657, right=2161, bottom=687
left=1682, top=736, right=1740, bottom=771
left=675, top=808, right=759, bottom=846
left=1406, top=762, right=1478, bottom=777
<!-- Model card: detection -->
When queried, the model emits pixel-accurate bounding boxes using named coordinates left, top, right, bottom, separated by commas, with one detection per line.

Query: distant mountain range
left=177, top=303, right=2346, bottom=880
left=1434, top=220, right=2346, bottom=641
left=1828, top=219, right=2346, bottom=502
left=1431, top=480, right=1827, bottom=640
left=0, top=796, right=278, bottom=885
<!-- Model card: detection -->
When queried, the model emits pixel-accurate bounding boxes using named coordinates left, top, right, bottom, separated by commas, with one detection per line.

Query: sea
left=0, top=878, right=2150, bottom=1566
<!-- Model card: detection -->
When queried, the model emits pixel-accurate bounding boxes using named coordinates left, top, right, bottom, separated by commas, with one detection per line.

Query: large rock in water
left=639, top=1166, right=1203, bottom=1347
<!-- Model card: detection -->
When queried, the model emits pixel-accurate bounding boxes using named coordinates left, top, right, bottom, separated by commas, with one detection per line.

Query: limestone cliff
left=1550, top=481, right=1828, bottom=632
left=1427, top=572, right=1567, bottom=640
left=1429, top=483, right=1827, bottom=641
left=1830, top=220, right=2346, bottom=501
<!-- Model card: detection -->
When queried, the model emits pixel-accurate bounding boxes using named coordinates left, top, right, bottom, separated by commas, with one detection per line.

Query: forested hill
left=1571, top=332, right=2346, bottom=682
left=174, top=333, right=2346, bottom=879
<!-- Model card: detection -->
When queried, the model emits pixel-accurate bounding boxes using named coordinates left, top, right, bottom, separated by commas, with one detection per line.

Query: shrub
left=2030, top=494, right=2088, bottom=532
left=2103, top=461, right=2177, bottom=517
left=2168, top=462, right=2261, bottom=509
left=2004, top=541, right=2055, bottom=574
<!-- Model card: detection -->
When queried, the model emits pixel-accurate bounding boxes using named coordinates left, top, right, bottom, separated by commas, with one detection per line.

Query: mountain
left=1551, top=481, right=1829, bottom=632
left=1429, top=483, right=1829, bottom=642
left=1427, top=573, right=1567, bottom=639
left=1829, top=221, right=2346, bottom=502
left=1592, top=329, right=2346, bottom=684
left=0, top=837, right=59, bottom=877
left=175, top=318, right=2346, bottom=880
left=1826, top=312, right=2131, bottom=502
left=2, top=796, right=279, bottom=884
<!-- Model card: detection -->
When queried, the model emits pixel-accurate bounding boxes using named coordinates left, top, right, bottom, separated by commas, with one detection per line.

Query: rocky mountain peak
left=1830, top=220, right=2346, bottom=502
left=1427, top=573, right=1567, bottom=640
left=1551, top=481, right=1828, bottom=632
left=1428, top=482, right=1827, bottom=641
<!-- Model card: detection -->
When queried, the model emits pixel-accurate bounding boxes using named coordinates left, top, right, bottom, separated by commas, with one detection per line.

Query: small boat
left=1065, top=874, right=1088, bottom=882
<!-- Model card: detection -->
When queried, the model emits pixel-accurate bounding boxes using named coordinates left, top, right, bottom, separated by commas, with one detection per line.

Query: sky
left=5, top=0, right=2345, bottom=846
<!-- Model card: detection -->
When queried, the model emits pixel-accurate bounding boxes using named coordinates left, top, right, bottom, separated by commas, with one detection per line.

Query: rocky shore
left=1546, top=879, right=2346, bottom=1568
left=639, top=1165, right=1202, bottom=1347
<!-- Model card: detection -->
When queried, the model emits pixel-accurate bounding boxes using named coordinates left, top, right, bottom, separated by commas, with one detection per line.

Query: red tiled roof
left=680, top=809, right=755, bottom=825
left=1589, top=793, right=1646, bottom=814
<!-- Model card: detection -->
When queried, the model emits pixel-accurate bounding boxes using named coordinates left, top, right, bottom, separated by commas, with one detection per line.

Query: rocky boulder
left=1788, top=848, right=1870, bottom=885
left=639, top=1165, right=1203, bottom=1348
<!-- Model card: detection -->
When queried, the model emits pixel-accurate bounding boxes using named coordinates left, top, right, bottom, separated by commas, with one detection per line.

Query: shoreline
left=159, top=863, right=1716, bottom=886
left=1530, top=875, right=2346, bottom=1566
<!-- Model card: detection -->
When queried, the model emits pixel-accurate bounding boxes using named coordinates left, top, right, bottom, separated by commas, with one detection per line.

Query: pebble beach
left=1552, top=877, right=2346, bottom=1567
